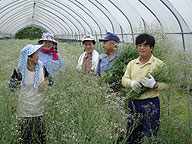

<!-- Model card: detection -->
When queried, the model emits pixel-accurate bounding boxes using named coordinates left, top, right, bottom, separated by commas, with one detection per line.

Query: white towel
left=76, top=49, right=99, bottom=72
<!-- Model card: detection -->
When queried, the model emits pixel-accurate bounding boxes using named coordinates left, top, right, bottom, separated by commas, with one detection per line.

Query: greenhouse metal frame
left=1, top=0, right=192, bottom=51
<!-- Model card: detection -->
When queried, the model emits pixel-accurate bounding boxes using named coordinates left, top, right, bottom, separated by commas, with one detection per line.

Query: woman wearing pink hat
left=38, top=32, right=65, bottom=76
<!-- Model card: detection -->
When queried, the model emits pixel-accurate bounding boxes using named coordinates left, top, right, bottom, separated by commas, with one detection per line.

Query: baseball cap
left=99, top=32, right=120, bottom=43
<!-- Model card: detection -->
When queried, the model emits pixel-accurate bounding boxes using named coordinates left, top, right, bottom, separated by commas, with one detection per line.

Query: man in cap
left=76, top=35, right=99, bottom=73
left=95, top=32, right=120, bottom=76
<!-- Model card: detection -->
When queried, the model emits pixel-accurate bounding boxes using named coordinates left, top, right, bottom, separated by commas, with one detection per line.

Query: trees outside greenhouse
left=0, top=0, right=191, bottom=143
left=15, top=27, right=45, bottom=40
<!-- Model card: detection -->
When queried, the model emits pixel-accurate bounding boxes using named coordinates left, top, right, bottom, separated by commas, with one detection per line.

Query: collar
left=136, top=55, right=154, bottom=64
left=85, top=52, right=92, bottom=58
left=105, top=51, right=120, bottom=61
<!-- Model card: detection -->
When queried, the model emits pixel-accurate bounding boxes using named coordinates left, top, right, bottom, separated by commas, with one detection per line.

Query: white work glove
left=129, top=80, right=142, bottom=94
left=140, top=74, right=157, bottom=89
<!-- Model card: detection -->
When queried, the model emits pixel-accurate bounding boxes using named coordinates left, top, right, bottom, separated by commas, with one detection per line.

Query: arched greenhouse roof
left=0, top=0, right=192, bottom=51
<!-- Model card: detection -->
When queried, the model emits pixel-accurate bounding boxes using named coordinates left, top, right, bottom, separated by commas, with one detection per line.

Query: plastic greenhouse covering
left=0, top=0, right=192, bottom=51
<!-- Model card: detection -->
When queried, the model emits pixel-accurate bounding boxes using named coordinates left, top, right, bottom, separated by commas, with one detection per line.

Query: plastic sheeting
left=0, top=0, right=192, bottom=51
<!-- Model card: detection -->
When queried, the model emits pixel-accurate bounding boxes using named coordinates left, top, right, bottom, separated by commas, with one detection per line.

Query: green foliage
left=0, top=40, right=128, bottom=143
left=15, top=27, right=45, bottom=40
left=0, top=39, right=191, bottom=143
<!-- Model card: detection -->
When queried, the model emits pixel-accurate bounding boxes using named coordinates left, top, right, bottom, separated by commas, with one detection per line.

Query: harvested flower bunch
left=125, top=63, right=170, bottom=100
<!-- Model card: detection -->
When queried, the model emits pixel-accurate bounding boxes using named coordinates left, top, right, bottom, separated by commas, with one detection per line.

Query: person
left=122, top=33, right=169, bottom=143
left=12, top=44, right=50, bottom=143
left=76, top=35, right=99, bottom=73
left=38, top=32, right=65, bottom=76
left=95, top=32, right=120, bottom=76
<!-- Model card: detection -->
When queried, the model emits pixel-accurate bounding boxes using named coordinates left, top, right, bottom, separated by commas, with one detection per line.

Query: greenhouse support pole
left=95, top=31, right=99, bottom=50
left=187, top=84, right=191, bottom=131
left=160, top=0, right=187, bottom=51
left=108, top=0, right=134, bottom=42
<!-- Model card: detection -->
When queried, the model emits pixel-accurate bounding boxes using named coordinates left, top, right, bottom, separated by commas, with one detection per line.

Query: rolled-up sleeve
left=122, top=62, right=132, bottom=88
left=156, top=82, right=170, bottom=91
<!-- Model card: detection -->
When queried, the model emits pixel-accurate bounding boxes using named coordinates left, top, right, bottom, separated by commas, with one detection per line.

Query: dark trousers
left=19, top=116, right=46, bottom=144
left=126, top=97, right=160, bottom=144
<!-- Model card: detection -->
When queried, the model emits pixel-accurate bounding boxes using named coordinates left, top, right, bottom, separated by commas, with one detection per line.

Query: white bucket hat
left=82, top=35, right=96, bottom=43
left=38, top=32, right=57, bottom=44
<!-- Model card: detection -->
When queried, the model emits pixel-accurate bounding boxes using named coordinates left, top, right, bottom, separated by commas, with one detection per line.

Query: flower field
left=0, top=37, right=191, bottom=143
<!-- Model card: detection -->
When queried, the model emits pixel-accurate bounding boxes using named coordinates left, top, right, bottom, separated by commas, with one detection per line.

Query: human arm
left=9, top=67, right=22, bottom=91
left=38, top=81, right=49, bottom=91
left=38, top=67, right=51, bottom=91
left=122, top=62, right=142, bottom=93
left=155, top=82, right=169, bottom=90
left=43, top=66, right=54, bottom=86
left=121, top=64, right=131, bottom=88
left=76, top=53, right=85, bottom=71
left=91, top=50, right=100, bottom=72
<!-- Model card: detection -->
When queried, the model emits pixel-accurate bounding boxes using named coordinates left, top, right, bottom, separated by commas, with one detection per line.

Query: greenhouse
left=0, top=0, right=192, bottom=143
left=1, top=0, right=192, bottom=51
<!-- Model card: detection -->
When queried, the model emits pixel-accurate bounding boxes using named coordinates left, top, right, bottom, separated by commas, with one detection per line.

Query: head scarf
left=18, top=44, right=44, bottom=89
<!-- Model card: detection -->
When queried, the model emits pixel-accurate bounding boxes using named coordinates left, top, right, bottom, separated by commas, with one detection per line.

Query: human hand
left=129, top=80, right=142, bottom=94
left=140, top=74, right=157, bottom=89
left=38, top=81, right=49, bottom=91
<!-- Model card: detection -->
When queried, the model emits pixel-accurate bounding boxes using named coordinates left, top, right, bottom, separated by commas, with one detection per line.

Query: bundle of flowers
left=125, top=64, right=170, bottom=100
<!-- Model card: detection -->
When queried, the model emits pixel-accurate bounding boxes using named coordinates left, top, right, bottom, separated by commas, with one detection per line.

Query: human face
left=103, top=40, right=115, bottom=55
left=137, top=41, right=153, bottom=58
left=28, top=51, right=39, bottom=65
left=84, top=41, right=95, bottom=55
left=43, top=40, right=54, bottom=50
